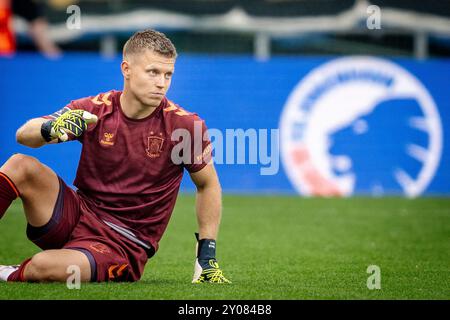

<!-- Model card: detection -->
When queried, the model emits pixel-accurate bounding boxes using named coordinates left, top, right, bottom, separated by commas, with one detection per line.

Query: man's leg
left=26, top=249, right=91, bottom=282
left=0, top=153, right=58, bottom=226
left=3, top=249, right=91, bottom=282
left=0, top=154, right=91, bottom=282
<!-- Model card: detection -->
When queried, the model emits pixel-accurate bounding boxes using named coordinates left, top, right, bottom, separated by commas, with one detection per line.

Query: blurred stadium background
left=0, top=0, right=449, bottom=299
left=10, top=0, right=450, bottom=59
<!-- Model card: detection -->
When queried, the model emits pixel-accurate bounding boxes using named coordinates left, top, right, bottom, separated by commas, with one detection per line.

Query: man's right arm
left=16, top=108, right=98, bottom=148
left=16, top=118, right=56, bottom=148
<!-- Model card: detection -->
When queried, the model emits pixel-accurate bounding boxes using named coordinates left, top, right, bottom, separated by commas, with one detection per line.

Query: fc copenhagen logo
left=279, top=57, right=442, bottom=197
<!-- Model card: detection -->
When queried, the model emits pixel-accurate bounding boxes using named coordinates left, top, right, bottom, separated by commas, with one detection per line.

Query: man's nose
left=156, top=75, right=165, bottom=88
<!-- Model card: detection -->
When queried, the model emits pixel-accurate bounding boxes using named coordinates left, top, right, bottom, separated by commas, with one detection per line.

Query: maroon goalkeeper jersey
left=43, top=90, right=212, bottom=254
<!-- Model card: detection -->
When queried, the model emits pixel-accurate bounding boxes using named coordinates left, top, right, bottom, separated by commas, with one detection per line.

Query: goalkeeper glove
left=41, top=109, right=97, bottom=142
left=192, top=233, right=231, bottom=284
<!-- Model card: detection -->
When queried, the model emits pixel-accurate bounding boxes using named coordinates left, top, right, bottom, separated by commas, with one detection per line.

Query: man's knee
left=25, top=252, right=57, bottom=281
left=1, top=154, right=43, bottom=190
left=26, top=252, right=66, bottom=282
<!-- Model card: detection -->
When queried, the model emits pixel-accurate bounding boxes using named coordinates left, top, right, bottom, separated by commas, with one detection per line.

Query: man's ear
left=121, top=60, right=131, bottom=80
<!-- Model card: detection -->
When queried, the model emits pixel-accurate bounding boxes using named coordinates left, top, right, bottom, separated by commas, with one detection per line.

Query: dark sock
left=7, top=258, right=32, bottom=282
left=0, top=172, right=20, bottom=219
left=197, top=239, right=216, bottom=260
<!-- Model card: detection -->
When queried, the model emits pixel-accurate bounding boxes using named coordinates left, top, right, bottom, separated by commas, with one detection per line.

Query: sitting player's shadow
left=329, top=97, right=429, bottom=194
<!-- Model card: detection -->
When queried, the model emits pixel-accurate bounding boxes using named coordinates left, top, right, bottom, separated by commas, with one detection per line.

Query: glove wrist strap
left=40, top=120, right=53, bottom=142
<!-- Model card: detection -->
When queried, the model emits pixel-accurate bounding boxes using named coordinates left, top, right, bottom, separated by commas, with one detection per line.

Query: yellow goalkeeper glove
left=192, top=233, right=231, bottom=284
left=41, top=109, right=97, bottom=142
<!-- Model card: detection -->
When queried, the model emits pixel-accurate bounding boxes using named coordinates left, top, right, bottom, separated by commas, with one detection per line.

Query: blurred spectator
left=0, top=0, right=61, bottom=57
left=0, top=0, right=14, bottom=55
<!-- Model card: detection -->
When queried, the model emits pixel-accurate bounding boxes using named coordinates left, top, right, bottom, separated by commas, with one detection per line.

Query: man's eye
left=148, top=70, right=157, bottom=76
left=165, top=73, right=172, bottom=79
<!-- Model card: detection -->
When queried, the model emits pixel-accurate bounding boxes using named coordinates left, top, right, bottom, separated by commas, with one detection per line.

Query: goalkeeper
left=0, top=29, right=230, bottom=284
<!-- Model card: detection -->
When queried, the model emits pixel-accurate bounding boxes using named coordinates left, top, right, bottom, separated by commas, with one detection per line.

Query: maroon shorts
left=26, top=177, right=151, bottom=282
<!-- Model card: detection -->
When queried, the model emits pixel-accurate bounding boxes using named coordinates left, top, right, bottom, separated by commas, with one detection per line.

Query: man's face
left=123, top=50, right=175, bottom=108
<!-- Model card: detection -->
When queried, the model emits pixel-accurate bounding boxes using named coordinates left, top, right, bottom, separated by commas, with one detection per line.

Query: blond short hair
left=123, top=29, right=177, bottom=59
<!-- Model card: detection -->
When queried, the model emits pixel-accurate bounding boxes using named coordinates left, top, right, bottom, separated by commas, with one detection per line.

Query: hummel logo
left=100, top=132, right=115, bottom=146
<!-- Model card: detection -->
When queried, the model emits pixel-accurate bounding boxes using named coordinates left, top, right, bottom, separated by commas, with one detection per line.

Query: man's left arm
left=190, top=164, right=222, bottom=240
left=189, top=164, right=231, bottom=283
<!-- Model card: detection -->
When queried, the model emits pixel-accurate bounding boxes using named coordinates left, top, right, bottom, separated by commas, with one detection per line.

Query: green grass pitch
left=0, top=195, right=448, bottom=299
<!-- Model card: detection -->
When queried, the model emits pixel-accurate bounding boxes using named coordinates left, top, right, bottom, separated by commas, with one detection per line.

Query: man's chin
left=141, top=96, right=164, bottom=108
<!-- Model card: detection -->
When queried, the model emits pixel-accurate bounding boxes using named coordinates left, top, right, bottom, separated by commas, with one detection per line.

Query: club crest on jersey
left=146, top=136, right=164, bottom=158
left=100, top=132, right=115, bottom=146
